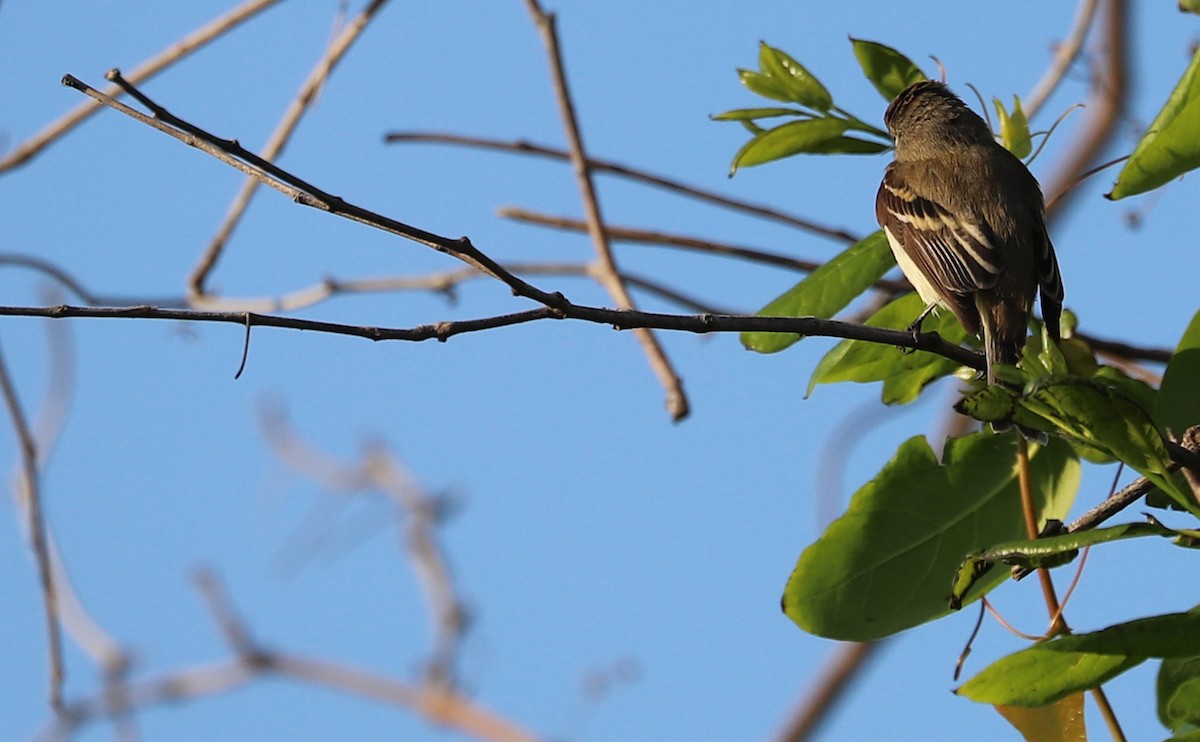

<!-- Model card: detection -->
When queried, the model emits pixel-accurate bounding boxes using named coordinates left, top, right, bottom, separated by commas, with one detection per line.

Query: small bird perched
left=875, top=80, right=1064, bottom=384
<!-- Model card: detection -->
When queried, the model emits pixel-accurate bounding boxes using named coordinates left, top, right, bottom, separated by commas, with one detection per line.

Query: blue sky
left=1, top=2, right=1197, bottom=740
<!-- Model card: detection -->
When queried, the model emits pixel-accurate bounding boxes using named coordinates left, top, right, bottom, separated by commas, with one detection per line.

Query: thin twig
left=190, top=0, right=392, bottom=297
left=772, top=642, right=882, bottom=742
left=1043, top=0, right=1128, bottom=220
left=0, top=338, right=64, bottom=710
left=384, top=132, right=862, bottom=243
left=0, top=0, right=286, bottom=173
left=497, top=207, right=912, bottom=293
left=0, top=254, right=184, bottom=307
left=62, top=72, right=569, bottom=311
left=0, top=302, right=988, bottom=371
left=365, top=447, right=469, bottom=689
left=1015, top=438, right=1067, bottom=636
left=522, top=0, right=689, bottom=420
left=1024, top=0, right=1102, bottom=119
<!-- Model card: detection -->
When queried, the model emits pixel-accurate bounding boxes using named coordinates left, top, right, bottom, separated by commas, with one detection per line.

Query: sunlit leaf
left=806, top=135, right=890, bottom=154
left=741, top=231, right=894, bottom=353
left=959, top=612, right=1200, bottom=706
left=711, top=107, right=805, bottom=122
left=782, top=434, right=1078, bottom=641
left=996, top=694, right=1087, bottom=742
left=738, top=68, right=794, bottom=102
left=850, top=38, right=927, bottom=101
left=729, top=118, right=850, bottom=173
left=808, top=293, right=968, bottom=404
left=757, top=42, right=833, bottom=110
left=1108, top=46, right=1200, bottom=198
left=994, top=95, right=1032, bottom=159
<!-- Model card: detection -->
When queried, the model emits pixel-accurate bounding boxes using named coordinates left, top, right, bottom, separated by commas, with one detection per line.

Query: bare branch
left=61, top=72, right=570, bottom=312
left=0, top=301, right=987, bottom=370
left=191, top=0, right=392, bottom=297
left=0, top=0, right=286, bottom=173
left=384, top=132, right=862, bottom=243
left=0, top=338, right=64, bottom=710
left=1043, top=0, right=1129, bottom=219
left=773, top=641, right=883, bottom=742
left=522, top=0, right=689, bottom=420
left=498, top=206, right=912, bottom=293
left=1024, top=0, right=1102, bottom=119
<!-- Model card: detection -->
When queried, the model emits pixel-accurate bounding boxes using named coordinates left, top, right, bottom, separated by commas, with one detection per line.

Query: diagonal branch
left=1024, top=0, right=1102, bottom=119
left=0, top=0, right=286, bottom=173
left=498, top=206, right=911, bottom=293
left=384, top=131, right=862, bottom=243
left=61, top=72, right=571, bottom=312
left=522, top=0, right=688, bottom=420
left=190, top=0, right=392, bottom=297
left=0, top=339, right=63, bottom=710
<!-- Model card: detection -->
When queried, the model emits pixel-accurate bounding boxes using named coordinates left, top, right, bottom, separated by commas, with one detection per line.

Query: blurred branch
left=261, top=409, right=470, bottom=686
left=1024, top=0, right=1102, bottom=119
left=384, top=132, right=862, bottom=244
left=44, top=570, right=538, bottom=742
left=523, top=0, right=688, bottom=420
left=1043, top=0, right=1128, bottom=220
left=0, top=254, right=184, bottom=307
left=0, top=338, right=63, bottom=711
left=0, top=0, right=286, bottom=173
left=1, top=253, right=726, bottom=314
left=190, top=0, right=392, bottom=297
left=773, top=642, right=883, bottom=742
left=1073, top=329, right=1172, bottom=364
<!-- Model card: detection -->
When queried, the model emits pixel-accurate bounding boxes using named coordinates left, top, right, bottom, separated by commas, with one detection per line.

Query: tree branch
left=0, top=0, right=285, bottom=173
left=0, top=302, right=986, bottom=371
left=190, top=0, right=392, bottom=297
left=383, top=132, right=862, bottom=243
left=522, top=0, right=688, bottom=420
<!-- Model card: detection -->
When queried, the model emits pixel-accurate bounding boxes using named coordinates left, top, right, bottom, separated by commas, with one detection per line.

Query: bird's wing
left=876, top=163, right=1002, bottom=295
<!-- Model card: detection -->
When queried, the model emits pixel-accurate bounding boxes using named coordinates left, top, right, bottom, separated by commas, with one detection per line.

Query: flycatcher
left=875, top=80, right=1064, bottom=384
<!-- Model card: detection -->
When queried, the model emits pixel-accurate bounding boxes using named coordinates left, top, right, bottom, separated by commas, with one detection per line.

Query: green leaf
left=737, top=68, right=795, bottom=103
left=850, top=38, right=927, bottom=101
left=781, top=434, right=1078, bottom=641
left=808, top=293, right=969, bottom=404
left=729, top=118, right=850, bottom=173
left=711, top=106, right=805, bottom=122
left=741, top=231, right=894, bottom=353
left=806, top=136, right=890, bottom=154
left=1159, top=656, right=1200, bottom=732
left=757, top=42, right=833, bottom=111
left=1155, top=307, right=1200, bottom=436
left=993, top=95, right=1032, bottom=159
left=1108, top=46, right=1200, bottom=199
left=1018, top=378, right=1198, bottom=514
left=949, top=519, right=1197, bottom=607
left=1183, top=0, right=1200, bottom=15
left=959, top=612, right=1200, bottom=706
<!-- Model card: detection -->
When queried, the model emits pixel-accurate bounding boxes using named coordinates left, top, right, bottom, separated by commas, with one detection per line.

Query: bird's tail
left=977, top=294, right=1025, bottom=386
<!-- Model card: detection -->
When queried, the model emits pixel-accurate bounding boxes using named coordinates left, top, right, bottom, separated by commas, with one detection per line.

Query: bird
left=875, top=80, right=1064, bottom=385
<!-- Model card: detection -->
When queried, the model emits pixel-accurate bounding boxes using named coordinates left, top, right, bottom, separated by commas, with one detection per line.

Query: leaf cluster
left=721, top=38, right=1200, bottom=737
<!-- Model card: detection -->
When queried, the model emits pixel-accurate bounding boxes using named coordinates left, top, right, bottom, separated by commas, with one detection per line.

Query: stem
left=1015, top=438, right=1066, bottom=635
